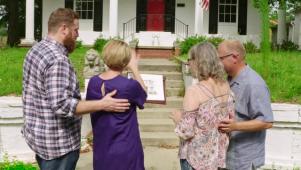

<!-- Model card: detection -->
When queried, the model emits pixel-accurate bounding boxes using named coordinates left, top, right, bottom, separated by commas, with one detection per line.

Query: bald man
left=217, top=40, right=274, bottom=170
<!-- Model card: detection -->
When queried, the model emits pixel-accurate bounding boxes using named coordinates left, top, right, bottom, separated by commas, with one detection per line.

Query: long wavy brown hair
left=189, top=42, right=226, bottom=83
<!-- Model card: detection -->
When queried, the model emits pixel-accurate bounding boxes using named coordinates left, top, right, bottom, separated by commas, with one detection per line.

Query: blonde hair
left=48, top=8, right=79, bottom=33
left=189, top=42, right=226, bottom=82
left=102, top=40, right=131, bottom=71
left=221, top=40, right=246, bottom=59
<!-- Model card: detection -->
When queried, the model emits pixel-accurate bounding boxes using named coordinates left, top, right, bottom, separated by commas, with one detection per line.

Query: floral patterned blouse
left=175, top=84, right=235, bottom=170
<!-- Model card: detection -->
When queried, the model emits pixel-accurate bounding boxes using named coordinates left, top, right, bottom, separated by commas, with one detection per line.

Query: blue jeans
left=180, top=159, right=194, bottom=170
left=36, top=150, right=80, bottom=170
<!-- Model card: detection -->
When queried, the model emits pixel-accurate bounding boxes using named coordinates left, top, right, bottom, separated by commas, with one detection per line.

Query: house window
left=75, top=0, right=94, bottom=19
left=219, top=0, right=237, bottom=23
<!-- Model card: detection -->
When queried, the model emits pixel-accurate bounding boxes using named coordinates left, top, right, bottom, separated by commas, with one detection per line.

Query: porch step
left=137, top=58, right=183, bottom=147
left=138, top=108, right=174, bottom=119
left=166, top=87, right=182, bottom=97
left=137, top=48, right=174, bottom=58
left=139, top=59, right=181, bottom=72
left=141, top=132, right=179, bottom=147
left=144, top=97, right=183, bottom=108
left=139, top=119, right=174, bottom=132
left=137, top=31, right=176, bottom=47
left=140, top=71, right=183, bottom=80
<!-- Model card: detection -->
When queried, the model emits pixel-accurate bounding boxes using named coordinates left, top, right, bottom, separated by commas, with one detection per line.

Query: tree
left=0, top=0, right=42, bottom=47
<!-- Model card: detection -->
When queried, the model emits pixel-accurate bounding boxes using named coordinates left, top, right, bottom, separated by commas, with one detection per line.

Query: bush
left=206, top=37, right=224, bottom=48
left=93, top=38, right=109, bottom=53
left=0, top=154, right=38, bottom=170
left=180, top=36, right=207, bottom=54
left=0, top=26, right=7, bottom=37
left=280, top=40, right=299, bottom=51
left=76, top=40, right=83, bottom=49
left=243, top=41, right=259, bottom=53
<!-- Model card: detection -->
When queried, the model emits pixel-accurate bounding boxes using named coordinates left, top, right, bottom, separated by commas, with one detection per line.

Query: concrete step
left=166, top=87, right=182, bottom=97
left=144, top=97, right=183, bottom=108
left=165, top=80, right=184, bottom=88
left=139, top=59, right=181, bottom=72
left=138, top=108, right=175, bottom=119
left=140, top=71, right=183, bottom=81
left=139, top=119, right=175, bottom=132
left=140, top=132, right=179, bottom=147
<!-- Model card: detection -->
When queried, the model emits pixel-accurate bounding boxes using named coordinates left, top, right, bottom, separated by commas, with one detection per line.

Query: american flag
left=200, top=0, right=209, bottom=10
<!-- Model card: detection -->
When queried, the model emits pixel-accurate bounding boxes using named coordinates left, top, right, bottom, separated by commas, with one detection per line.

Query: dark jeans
left=36, top=150, right=80, bottom=170
left=180, top=159, right=194, bottom=170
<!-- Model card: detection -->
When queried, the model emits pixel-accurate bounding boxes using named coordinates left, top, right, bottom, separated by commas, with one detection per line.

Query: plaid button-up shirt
left=22, top=37, right=82, bottom=160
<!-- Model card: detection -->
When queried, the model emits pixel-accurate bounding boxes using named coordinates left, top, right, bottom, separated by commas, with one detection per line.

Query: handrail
left=175, top=18, right=189, bottom=39
left=123, top=17, right=136, bottom=40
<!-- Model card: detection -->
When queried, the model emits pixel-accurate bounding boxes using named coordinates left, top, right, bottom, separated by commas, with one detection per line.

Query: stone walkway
left=76, top=147, right=180, bottom=170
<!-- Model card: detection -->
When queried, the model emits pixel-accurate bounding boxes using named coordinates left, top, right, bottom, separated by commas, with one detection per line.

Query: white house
left=21, top=0, right=262, bottom=47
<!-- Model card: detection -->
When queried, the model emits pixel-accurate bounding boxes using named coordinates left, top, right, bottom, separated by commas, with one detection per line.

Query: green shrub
left=180, top=36, right=207, bottom=54
left=243, top=41, right=259, bottom=53
left=0, top=154, right=38, bottom=170
left=280, top=40, right=299, bottom=51
left=76, top=40, right=83, bottom=49
left=93, top=38, right=109, bottom=53
left=206, top=37, right=224, bottom=48
left=0, top=27, right=7, bottom=37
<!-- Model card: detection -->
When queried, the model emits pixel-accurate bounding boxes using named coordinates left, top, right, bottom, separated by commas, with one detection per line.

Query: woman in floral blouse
left=170, top=42, right=235, bottom=170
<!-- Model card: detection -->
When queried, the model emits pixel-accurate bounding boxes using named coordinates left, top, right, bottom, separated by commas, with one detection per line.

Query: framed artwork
left=128, top=73, right=166, bottom=104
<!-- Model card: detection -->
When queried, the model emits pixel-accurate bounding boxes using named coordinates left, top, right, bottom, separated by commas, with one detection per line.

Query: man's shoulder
left=245, top=66, right=267, bottom=87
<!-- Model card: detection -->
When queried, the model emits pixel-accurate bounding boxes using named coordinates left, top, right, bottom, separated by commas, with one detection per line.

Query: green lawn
left=247, top=51, right=301, bottom=104
left=0, top=47, right=300, bottom=103
left=0, top=47, right=88, bottom=96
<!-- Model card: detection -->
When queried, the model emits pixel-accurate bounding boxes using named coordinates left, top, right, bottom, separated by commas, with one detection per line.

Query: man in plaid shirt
left=22, top=8, right=129, bottom=170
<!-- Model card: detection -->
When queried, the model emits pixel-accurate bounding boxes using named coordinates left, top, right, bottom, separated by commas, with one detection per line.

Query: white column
left=21, top=0, right=36, bottom=45
left=109, top=0, right=118, bottom=37
left=194, top=0, right=204, bottom=35
left=277, top=9, right=287, bottom=45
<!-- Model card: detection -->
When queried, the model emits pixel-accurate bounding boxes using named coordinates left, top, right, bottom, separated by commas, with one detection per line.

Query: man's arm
left=218, top=119, right=273, bottom=133
left=219, top=83, right=274, bottom=133
left=74, top=90, right=130, bottom=116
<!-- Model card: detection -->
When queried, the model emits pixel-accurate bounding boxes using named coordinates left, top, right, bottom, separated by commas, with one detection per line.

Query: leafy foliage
left=243, top=41, right=259, bottom=53
left=0, top=153, right=38, bottom=170
left=280, top=40, right=299, bottom=51
left=179, top=36, right=206, bottom=55
left=76, top=40, right=83, bottom=49
left=93, top=38, right=109, bottom=54
left=207, top=37, right=225, bottom=48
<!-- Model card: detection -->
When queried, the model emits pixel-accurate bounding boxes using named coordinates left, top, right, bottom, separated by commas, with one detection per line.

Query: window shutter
left=65, top=0, right=74, bottom=9
left=164, top=0, right=175, bottom=33
left=209, top=0, right=218, bottom=34
left=238, top=0, right=247, bottom=35
left=136, top=0, right=147, bottom=32
left=93, top=0, right=103, bottom=31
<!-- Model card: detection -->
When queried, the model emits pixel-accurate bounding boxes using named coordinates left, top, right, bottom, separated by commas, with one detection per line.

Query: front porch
left=21, top=0, right=262, bottom=48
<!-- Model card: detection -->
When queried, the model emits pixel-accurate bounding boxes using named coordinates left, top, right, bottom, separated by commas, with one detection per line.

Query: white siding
left=175, top=0, right=195, bottom=36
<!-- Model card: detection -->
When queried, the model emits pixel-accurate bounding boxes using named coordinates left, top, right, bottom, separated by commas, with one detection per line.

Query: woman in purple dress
left=86, top=40, right=147, bottom=170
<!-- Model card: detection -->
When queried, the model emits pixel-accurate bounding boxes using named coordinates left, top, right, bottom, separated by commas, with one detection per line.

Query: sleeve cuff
left=68, top=98, right=79, bottom=117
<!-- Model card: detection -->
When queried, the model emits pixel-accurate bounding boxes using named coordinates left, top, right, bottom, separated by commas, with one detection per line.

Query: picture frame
left=128, top=73, right=166, bottom=104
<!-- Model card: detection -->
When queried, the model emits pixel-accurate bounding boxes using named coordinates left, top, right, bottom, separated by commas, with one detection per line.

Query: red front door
left=146, top=0, right=165, bottom=31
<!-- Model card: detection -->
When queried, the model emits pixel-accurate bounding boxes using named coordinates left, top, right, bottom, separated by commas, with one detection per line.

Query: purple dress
left=86, top=75, right=147, bottom=170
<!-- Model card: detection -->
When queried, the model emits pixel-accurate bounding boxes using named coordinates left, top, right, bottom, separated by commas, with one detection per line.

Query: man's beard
left=63, top=33, right=76, bottom=53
